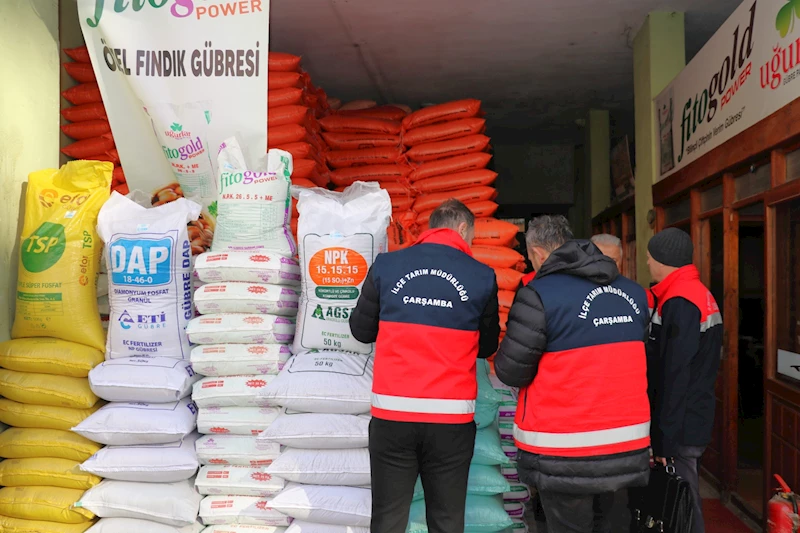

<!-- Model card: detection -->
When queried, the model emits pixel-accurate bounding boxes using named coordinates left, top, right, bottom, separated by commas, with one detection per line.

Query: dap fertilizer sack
left=12, top=161, right=111, bottom=351
left=213, top=140, right=295, bottom=256
left=294, top=182, right=391, bottom=355
left=88, top=357, right=200, bottom=403
left=98, top=193, right=202, bottom=360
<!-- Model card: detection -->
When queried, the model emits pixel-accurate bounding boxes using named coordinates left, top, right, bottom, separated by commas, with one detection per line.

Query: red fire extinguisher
left=768, top=474, right=800, bottom=532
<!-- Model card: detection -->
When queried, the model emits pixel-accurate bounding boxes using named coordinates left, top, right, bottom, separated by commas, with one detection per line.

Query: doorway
left=735, top=203, right=765, bottom=516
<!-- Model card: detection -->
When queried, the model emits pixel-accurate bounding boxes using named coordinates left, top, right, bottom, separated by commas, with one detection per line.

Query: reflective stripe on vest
left=513, top=421, right=650, bottom=449
left=651, top=310, right=721, bottom=332
left=371, top=393, right=476, bottom=415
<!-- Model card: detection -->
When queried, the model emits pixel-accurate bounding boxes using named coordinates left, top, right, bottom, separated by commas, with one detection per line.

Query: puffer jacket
left=495, top=240, right=651, bottom=494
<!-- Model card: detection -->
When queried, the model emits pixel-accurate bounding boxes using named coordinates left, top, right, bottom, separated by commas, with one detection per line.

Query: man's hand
left=654, top=456, right=669, bottom=467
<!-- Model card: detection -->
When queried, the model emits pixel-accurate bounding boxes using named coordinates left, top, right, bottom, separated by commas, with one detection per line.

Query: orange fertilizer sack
left=406, top=134, right=491, bottom=162
left=61, top=83, right=102, bottom=106
left=326, top=146, right=403, bottom=169
left=402, top=118, right=486, bottom=147
left=269, top=105, right=310, bottom=127
left=402, top=99, right=482, bottom=130
left=392, top=196, right=415, bottom=212
left=498, top=290, right=515, bottom=311
left=339, top=106, right=408, bottom=121
left=319, top=115, right=401, bottom=135
left=474, top=218, right=519, bottom=247
left=415, top=200, right=498, bottom=227
left=413, top=186, right=497, bottom=213
left=60, top=120, right=111, bottom=141
left=292, top=159, right=317, bottom=180
left=330, top=164, right=412, bottom=187
left=63, top=63, right=96, bottom=83
left=408, top=153, right=492, bottom=182
left=86, top=150, right=120, bottom=166
left=269, top=71, right=304, bottom=90
left=63, top=46, right=90, bottom=63
left=322, top=132, right=401, bottom=150
left=339, top=100, right=377, bottom=111
left=292, top=178, right=317, bottom=189
left=413, top=169, right=498, bottom=194
left=493, top=267, right=524, bottom=291
left=61, top=135, right=114, bottom=160
left=276, top=142, right=313, bottom=161
left=268, top=124, right=307, bottom=147
left=269, top=52, right=302, bottom=72
left=472, top=245, right=525, bottom=269
left=268, top=87, right=304, bottom=108
left=61, top=103, right=107, bottom=123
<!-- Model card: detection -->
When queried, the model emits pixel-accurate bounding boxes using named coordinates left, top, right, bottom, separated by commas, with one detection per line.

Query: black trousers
left=369, top=417, right=476, bottom=533
left=538, top=491, right=615, bottom=533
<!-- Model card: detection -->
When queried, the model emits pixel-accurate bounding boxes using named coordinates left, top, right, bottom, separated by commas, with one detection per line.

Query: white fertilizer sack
left=199, top=495, right=291, bottom=527
left=258, top=412, right=369, bottom=449
left=72, top=397, right=198, bottom=446
left=77, top=478, right=202, bottom=527
left=294, top=182, right=391, bottom=355
left=195, top=435, right=280, bottom=467
left=212, top=141, right=295, bottom=257
left=85, top=518, right=204, bottom=533
left=286, top=523, right=369, bottom=533
left=270, top=483, right=371, bottom=528
left=98, top=194, right=201, bottom=360
left=193, top=376, right=277, bottom=408
left=196, top=465, right=285, bottom=497
left=197, top=406, right=280, bottom=436
left=195, top=252, right=300, bottom=285
left=190, top=344, right=291, bottom=377
left=89, top=357, right=200, bottom=403
left=194, top=282, right=299, bottom=316
left=202, top=527, right=287, bottom=533
left=80, top=432, right=200, bottom=483
left=187, top=314, right=295, bottom=345
left=267, top=448, right=370, bottom=486
left=259, top=352, right=372, bottom=415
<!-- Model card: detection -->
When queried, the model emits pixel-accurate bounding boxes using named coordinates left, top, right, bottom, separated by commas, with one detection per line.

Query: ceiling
left=271, top=0, right=742, bottom=144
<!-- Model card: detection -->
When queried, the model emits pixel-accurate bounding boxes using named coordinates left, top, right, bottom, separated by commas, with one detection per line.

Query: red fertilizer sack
left=61, top=83, right=102, bottom=105
left=61, top=102, right=107, bottom=123
left=64, top=46, right=91, bottom=63
left=61, top=120, right=111, bottom=141
left=61, top=135, right=115, bottom=159
left=63, top=62, right=96, bottom=83
left=402, top=99, right=482, bottom=130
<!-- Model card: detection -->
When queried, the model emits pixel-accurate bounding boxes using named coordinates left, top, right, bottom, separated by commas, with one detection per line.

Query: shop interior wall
left=0, top=0, right=62, bottom=341
left=59, top=0, right=82, bottom=164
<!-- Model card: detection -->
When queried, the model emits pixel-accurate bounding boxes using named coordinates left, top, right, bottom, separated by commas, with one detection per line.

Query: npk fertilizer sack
left=11, top=161, right=111, bottom=351
left=97, top=193, right=202, bottom=360
left=294, top=182, right=391, bottom=355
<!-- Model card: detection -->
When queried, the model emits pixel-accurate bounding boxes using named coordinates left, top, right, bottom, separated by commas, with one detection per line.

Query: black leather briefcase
left=631, top=464, right=694, bottom=533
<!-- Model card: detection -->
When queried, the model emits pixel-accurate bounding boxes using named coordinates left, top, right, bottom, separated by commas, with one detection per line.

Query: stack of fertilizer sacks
left=320, top=105, right=415, bottom=252
left=185, top=144, right=301, bottom=530
left=60, top=46, right=128, bottom=196
left=267, top=52, right=333, bottom=244
left=0, top=162, right=113, bottom=533
left=65, top=190, right=207, bottom=532
left=246, top=181, right=391, bottom=533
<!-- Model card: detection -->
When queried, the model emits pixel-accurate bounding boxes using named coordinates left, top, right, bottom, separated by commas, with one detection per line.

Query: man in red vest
left=643, top=228, right=722, bottom=533
left=349, top=199, right=500, bottom=533
left=495, top=215, right=650, bottom=533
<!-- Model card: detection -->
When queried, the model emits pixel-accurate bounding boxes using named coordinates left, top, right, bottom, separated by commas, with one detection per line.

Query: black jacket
left=495, top=240, right=651, bottom=494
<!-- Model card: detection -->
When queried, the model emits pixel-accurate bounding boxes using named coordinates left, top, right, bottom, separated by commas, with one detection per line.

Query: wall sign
left=656, top=0, right=800, bottom=180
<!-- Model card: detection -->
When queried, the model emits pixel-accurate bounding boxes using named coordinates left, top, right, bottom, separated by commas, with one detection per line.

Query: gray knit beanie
left=648, top=228, right=693, bottom=268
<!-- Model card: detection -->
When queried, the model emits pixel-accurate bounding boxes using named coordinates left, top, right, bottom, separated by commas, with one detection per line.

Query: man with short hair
left=643, top=228, right=722, bottom=533
left=349, top=199, right=500, bottom=533
left=494, top=215, right=651, bottom=533
left=591, top=233, right=623, bottom=272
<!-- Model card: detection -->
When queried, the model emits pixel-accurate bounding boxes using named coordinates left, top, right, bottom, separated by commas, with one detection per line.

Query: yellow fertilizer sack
left=0, top=399, right=102, bottom=431
left=0, top=428, right=101, bottom=462
left=0, top=515, right=93, bottom=533
left=11, top=160, right=111, bottom=351
left=0, top=369, right=98, bottom=409
left=0, top=338, right=104, bottom=378
left=0, top=486, right=94, bottom=524
left=0, top=458, right=101, bottom=490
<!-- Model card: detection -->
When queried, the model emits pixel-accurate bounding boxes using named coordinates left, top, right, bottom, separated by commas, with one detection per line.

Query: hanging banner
left=656, top=0, right=800, bottom=181
left=77, top=0, right=270, bottom=254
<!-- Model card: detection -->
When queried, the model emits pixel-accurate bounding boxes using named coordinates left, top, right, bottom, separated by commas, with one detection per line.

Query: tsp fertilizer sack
left=294, top=182, right=391, bottom=355
left=97, top=193, right=202, bottom=360
left=12, top=161, right=111, bottom=351
left=195, top=435, right=281, bottom=467
left=190, top=344, right=291, bottom=377
left=213, top=140, right=295, bottom=256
